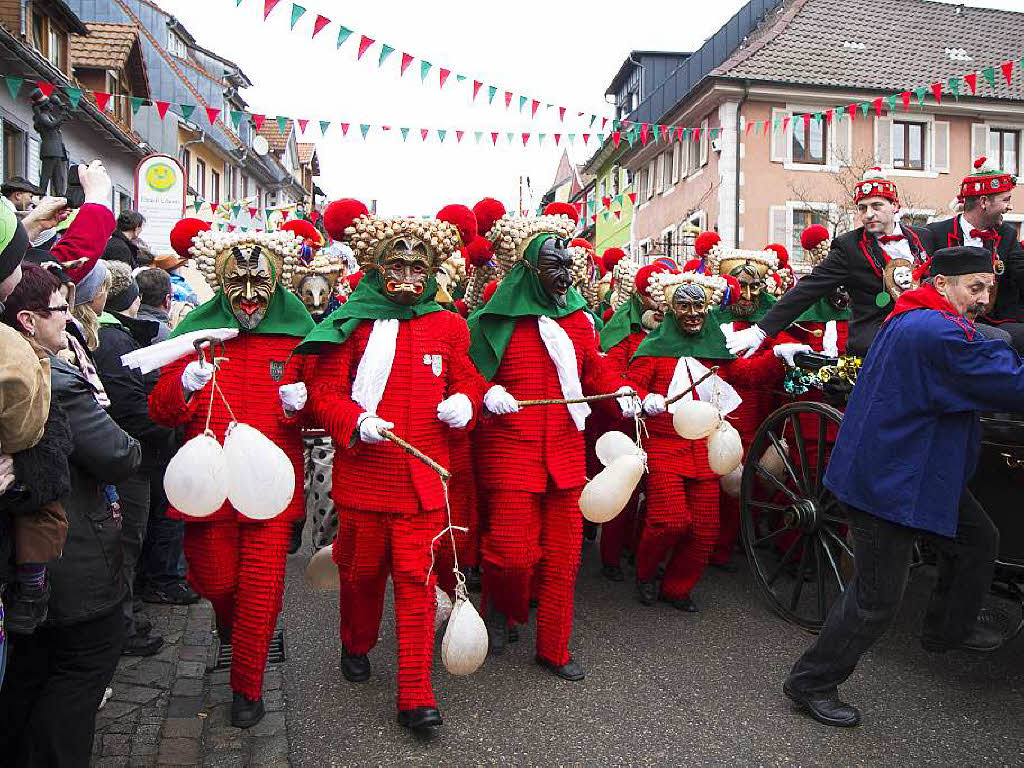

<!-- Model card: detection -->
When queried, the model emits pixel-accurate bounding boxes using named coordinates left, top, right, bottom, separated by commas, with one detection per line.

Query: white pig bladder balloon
left=223, top=422, right=295, bottom=520
left=434, top=586, right=453, bottom=632
left=672, top=400, right=721, bottom=440
left=707, top=421, right=744, bottom=476
left=579, top=454, right=645, bottom=523
left=442, top=597, right=488, bottom=675
left=595, top=430, right=640, bottom=467
left=164, top=433, right=227, bottom=518
left=305, top=544, right=339, bottom=591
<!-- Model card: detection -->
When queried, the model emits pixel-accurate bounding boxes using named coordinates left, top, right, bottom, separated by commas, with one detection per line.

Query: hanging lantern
left=164, top=433, right=228, bottom=518
left=223, top=422, right=296, bottom=520
left=672, top=400, right=721, bottom=440
left=305, top=544, right=339, bottom=591
left=707, top=421, right=743, bottom=476
left=595, top=430, right=642, bottom=467
left=441, top=597, right=488, bottom=675
left=434, top=586, right=453, bottom=632
left=579, top=454, right=645, bottom=523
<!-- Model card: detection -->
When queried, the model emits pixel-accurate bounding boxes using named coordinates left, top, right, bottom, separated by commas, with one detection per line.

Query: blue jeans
left=136, top=469, right=186, bottom=589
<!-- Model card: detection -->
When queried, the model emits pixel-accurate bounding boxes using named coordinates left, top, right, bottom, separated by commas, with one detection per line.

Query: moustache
left=386, top=281, right=424, bottom=295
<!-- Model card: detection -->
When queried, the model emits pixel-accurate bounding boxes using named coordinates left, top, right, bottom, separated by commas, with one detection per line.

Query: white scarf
left=536, top=315, right=590, bottom=431
left=822, top=320, right=839, bottom=358
left=352, top=319, right=398, bottom=415
left=666, top=357, right=741, bottom=416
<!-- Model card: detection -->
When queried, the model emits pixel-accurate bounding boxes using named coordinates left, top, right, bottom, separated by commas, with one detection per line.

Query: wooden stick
left=664, top=367, right=720, bottom=406
left=516, top=389, right=636, bottom=408
left=380, top=428, right=451, bottom=481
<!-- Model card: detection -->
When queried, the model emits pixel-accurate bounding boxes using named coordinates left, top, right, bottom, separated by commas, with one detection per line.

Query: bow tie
left=877, top=234, right=905, bottom=244
left=970, top=228, right=998, bottom=241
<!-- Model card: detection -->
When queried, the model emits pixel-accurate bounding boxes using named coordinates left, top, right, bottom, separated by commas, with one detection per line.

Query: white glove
left=279, top=382, right=307, bottom=413
left=642, top=393, right=668, bottom=416
left=437, top=393, right=473, bottom=429
left=357, top=414, right=395, bottom=445
left=484, top=385, right=520, bottom=415
left=726, top=325, right=767, bottom=358
left=181, top=360, right=214, bottom=395
left=79, top=160, right=113, bottom=207
left=773, top=343, right=814, bottom=367
left=616, top=385, right=641, bottom=418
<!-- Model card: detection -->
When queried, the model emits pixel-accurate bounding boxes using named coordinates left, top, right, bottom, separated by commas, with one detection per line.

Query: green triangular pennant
left=266, top=208, right=274, bottom=220
left=194, top=198, right=204, bottom=213
left=948, top=77, right=961, bottom=99
left=336, top=26, right=352, bottom=48
left=230, top=110, right=244, bottom=129
left=276, top=115, right=288, bottom=133
left=914, top=87, right=926, bottom=107
left=65, top=88, right=83, bottom=109
left=983, top=66, right=996, bottom=88
left=360, top=124, right=370, bottom=139
left=455, top=74, right=466, bottom=83
left=378, top=44, right=394, bottom=66
left=474, top=131, right=482, bottom=144
left=400, top=127, right=409, bottom=141
left=319, top=120, right=330, bottom=134
left=289, top=3, right=305, bottom=30
left=886, top=94, right=899, bottom=112
left=519, top=95, right=527, bottom=112
left=4, top=76, right=23, bottom=100
left=506, top=132, right=514, bottom=144
left=859, top=102, right=869, bottom=118
left=179, top=104, right=195, bottom=121
left=232, top=203, right=241, bottom=216
left=488, top=86, right=497, bottom=104
left=420, top=60, right=432, bottom=82
left=567, top=134, right=575, bottom=144
left=590, top=115, right=597, bottom=127
left=813, top=112, right=823, bottom=123
left=437, top=129, right=447, bottom=142
left=538, top=133, right=545, bottom=145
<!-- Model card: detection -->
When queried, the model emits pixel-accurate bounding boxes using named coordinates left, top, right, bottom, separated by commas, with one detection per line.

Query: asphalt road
left=281, top=539, right=1024, bottom=767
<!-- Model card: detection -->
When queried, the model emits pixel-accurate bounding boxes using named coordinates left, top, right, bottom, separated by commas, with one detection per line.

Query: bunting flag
left=298, top=118, right=309, bottom=133
left=36, top=81, right=54, bottom=98
left=472, top=80, right=483, bottom=101
left=4, top=76, right=22, bottom=100
left=93, top=91, right=111, bottom=112
left=205, top=106, right=221, bottom=124
left=400, top=53, right=414, bottom=76
left=319, top=120, right=330, bottom=134
left=311, top=14, right=330, bottom=38
left=67, top=88, right=84, bottom=109
left=357, top=35, right=375, bottom=60
left=252, top=114, right=266, bottom=131
left=378, top=43, right=394, bottom=66
left=289, top=3, right=305, bottom=29
left=264, top=0, right=281, bottom=20
left=155, top=101, right=170, bottom=119
left=439, top=68, right=451, bottom=88
left=420, top=60, right=432, bottom=82
left=276, top=115, right=289, bottom=132
left=336, top=26, right=352, bottom=48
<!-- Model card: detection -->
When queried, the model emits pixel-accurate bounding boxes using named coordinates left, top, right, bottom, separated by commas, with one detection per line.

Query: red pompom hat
left=436, top=204, right=478, bottom=247
left=454, top=299, right=468, bottom=317
left=602, top=307, right=614, bottom=323
left=602, top=247, right=626, bottom=274
left=280, top=219, right=324, bottom=248
left=959, top=156, right=1017, bottom=202
left=466, top=235, right=494, bottom=268
left=681, top=258, right=704, bottom=274
left=764, top=243, right=790, bottom=269
left=169, top=218, right=211, bottom=262
left=634, top=264, right=665, bottom=296
left=324, top=199, right=369, bottom=242
left=473, top=197, right=507, bottom=239
left=800, top=225, right=830, bottom=251
left=570, top=237, right=594, bottom=252
left=853, top=167, right=899, bottom=205
left=694, top=232, right=721, bottom=258
left=543, top=201, right=579, bottom=225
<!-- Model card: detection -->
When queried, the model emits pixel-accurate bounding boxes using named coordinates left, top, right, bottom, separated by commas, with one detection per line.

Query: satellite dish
left=252, top=135, right=269, bottom=157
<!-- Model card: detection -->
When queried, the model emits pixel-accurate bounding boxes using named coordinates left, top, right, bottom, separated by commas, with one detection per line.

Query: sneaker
left=140, top=582, right=200, bottom=605
left=4, top=580, right=49, bottom=635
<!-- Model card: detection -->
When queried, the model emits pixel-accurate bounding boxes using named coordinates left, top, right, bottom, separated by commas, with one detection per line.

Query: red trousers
left=636, top=476, right=720, bottom=600
left=481, top=485, right=582, bottom=666
left=712, top=493, right=741, bottom=565
left=332, top=507, right=442, bottom=710
left=183, top=519, right=290, bottom=700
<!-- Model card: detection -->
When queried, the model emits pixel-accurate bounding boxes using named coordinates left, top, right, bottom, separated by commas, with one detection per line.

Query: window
left=638, top=167, right=649, bottom=202
left=662, top=149, right=673, bottom=192
left=792, top=114, right=827, bottom=164
left=181, top=148, right=191, bottom=189
left=990, top=129, right=1019, bottom=176
left=893, top=120, right=926, bottom=170
left=47, top=25, right=64, bottom=69
left=32, top=11, right=45, bottom=53
left=211, top=170, right=220, bottom=204
left=672, top=144, right=681, bottom=183
left=3, top=123, right=25, bottom=180
left=195, top=158, right=206, bottom=197
left=230, top=166, right=238, bottom=199
left=791, top=208, right=830, bottom=262
left=168, top=32, right=187, bottom=58
left=118, top=191, right=132, bottom=214
left=599, top=178, right=606, bottom=199
left=611, top=166, right=620, bottom=197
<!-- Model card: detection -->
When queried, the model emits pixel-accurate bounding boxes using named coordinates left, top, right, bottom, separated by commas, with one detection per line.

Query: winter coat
left=102, top=230, right=140, bottom=269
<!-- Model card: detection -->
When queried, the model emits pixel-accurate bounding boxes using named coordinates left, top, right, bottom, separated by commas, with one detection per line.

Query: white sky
left=157, top=0, right=1022, bottom=216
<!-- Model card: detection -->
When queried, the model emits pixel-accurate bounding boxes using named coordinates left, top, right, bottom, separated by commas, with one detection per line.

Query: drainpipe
left=19, top=0, right=27, bottom=36
left=734, top=79, right=750, bottom=247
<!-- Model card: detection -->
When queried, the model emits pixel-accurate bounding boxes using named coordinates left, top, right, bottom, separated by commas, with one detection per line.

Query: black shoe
left=4, top=580, right=49, bottom=635
left=464, top=566, right=481, bottom=592
left=341, top=650, right=371, bottom=682
left=662, top=594, right=699, bottom=613
left=536, top=655, right=585, bottom=682
left=134, top=614, right=153, bottom=636
left=216, top=622, right=232, bottom=646
left=231, top=692, right=265, bottom=729
left=783, top=682, right=860, bottom=727
left=397, top=706, right=443, bottom=731
left=583, top=521, right=598, bottom=541
left=141, top=581, right=200, bottom=605
left=921, top=622, right=1005, bottom=653
left=287, top=518, right=305, bottom=555
left=122, top=633, right=164, bottom=657
left=484, top=605, right=508, bottom=655
left=636, top=580, right=657, bottom=606
left=601, top=564, right=625, bottom=582
left=710, top=560, right=739, bottom=573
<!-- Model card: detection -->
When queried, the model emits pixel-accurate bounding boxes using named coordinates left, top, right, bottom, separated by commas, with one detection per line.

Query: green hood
left=632, top=308, right=735, bottom=361
left=170, top=287, right=314, bottom=339
left=600, top=294, right=645, bottom=352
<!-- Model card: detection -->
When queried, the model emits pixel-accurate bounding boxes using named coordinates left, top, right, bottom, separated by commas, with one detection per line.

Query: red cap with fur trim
left=324, top=199, right=369, bottom=242
left=543, top=201, right=579, bottom=225
left=436, top=204, right=478, bottom=246
left=482, top=280, right=500, bottom=304
left=695, top=232, right=721, bottom=258
left=634, top=264, right=665, bottom=296
left=602, top=247, right=626, bottom=273
left=169, top=218, right=211, bottom=260
left=281, top=219, right=324, bottom=248
left=800, top=225, right=830, bottom=251
left=473, top=197, right=506, bottom=238
left=764, top=243, right=790, bottom=269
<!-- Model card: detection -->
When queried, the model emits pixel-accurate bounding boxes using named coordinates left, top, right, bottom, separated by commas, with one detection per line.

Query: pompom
left=436, top=204, right=478, bottom=246
left=454, top=299, right=468, bottom=317
left=974, top=156, right=987, bottom=170
left=482, top=280, right=500, bottom=304
left=723, top=274, right=742, bottom=305
left=602, top=307, right=614, bottom=322
left=281, top=219, right=323, bottom=247
left=473, top=197, right=506, bottom=237
left=863, top=166, right=883, bottom=179
left=346, top=270, right=364, bottom=291
left=602, top=247, right=626, bottom=273
left=570, top=237, right=593, bottom=251
left=543, top=202, right=579, bottom=225
left=466, top=235, right=493, bottom=268
left=682, top=259, right=704, bottom=274
left=764, top=243, right=790, bottom=269
left=695, top=232, right=721, bottom=257
left=169, top=218, right=211, bottom=259
left=800, top=225, right=830, bottom=251
left=634, top=264, right=664, bottom=295
left=324, top=199, right=368, bottom=242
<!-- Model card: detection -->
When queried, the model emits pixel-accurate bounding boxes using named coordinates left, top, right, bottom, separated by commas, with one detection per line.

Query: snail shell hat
left=654, top=270, right=728, bottom=307
left=291, top=249, right=345, bottom=291
left=190, top=228, right=303, bottom=291
left=348, top=215, right=461, bottom=272
left=704, top=244, right=780, bottom=280
left=610, top=256, right=640, bottom=310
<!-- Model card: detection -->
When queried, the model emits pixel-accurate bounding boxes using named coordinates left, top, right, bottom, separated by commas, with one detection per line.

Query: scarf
left=632, top=310, right=736, bottom=361
left=886, top=283, right=964, bottom=320
left=600, top=294, right=645, bottom=352
left=715, top=292, right=778, bottom=325
left=468, top=234, right=586, bottom=379
left=666, top=357, right=742, bottom=416
left=170, top=287, right=314, bottom=339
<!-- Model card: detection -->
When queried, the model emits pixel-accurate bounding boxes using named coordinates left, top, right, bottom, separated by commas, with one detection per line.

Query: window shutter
left=680, top=136, right=690, bottom=177
left=699, top=118, right=709, bottom=166
left=932, top=121, right=950, bottom=173
left=27, top=135, right=40, bottom=186
left=874, top=117, right=892, bottom=167
left=673, top=144, right=681, bottom=183
left=769, top=205, right=789, bottom=245
left=830, top=114, right=852, bottom=168
left=770, top=108, right=788, bottom=163
left=971, top=123, right=989, bottom=162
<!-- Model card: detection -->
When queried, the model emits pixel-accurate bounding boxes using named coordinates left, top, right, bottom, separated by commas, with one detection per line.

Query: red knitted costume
left=477, top=311, right=621, bottom=666
left=149, top=333, right=311, bottom=700
left=628, top=355, right=720, bottom=599
left=308, top=311, right=486, bottom=711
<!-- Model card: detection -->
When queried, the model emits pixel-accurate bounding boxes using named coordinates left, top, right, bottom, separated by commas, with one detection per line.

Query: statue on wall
left=31, top=89, right=70, bottom=196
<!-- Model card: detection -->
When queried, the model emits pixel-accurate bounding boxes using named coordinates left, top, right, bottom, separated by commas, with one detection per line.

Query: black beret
left=929, top=246, right=994, bottom=277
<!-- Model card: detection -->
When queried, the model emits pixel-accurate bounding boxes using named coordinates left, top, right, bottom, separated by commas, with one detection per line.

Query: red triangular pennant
left=602, top=196, right=611, bottom=209
left=522, top=132, right=530, bottom=146
left=873, top=97, right=883, bottom=116
left=357, top=35, right=374, bottom=59
left=746, top=119, right=754, bottom=134
left=205, top=106, right=220, bottom=124
left=93, top=91, right=111, bottom=111
left=554, top=133, right=561, bottom=145
left=846, top=103, right=857, bottom=120
left=252, top=113, right=266, bottom=131
left=614, top=211, right=621, bottom=219
left=802, top=113, right=811, bottom=129
left=965, top=72, right=978, bottom=94
left=504, top=91, right=513, bottom=109
left=491, top=132, right=499, bottom=146
left=531, top=99, right=540, bottom=117
left=472, top=80, right=482, bottom=101
left=1001, top=60, right=1014, bottom=86
left=456, top=130, right=464, bottom=143
left=640, top=123, right=650, bottom=144
left=627, top=192, right=638, bottom=205
left=312, top=14, right=330, bottom=38
left=298, top=118, right=308, bottom=133
left=340, top=122, right=349, bottom=136
left=901, top=91, right=911, bottom=110
left=582, top=133, right=590, bottom=144
left=35, top=81, right=54, bottom=98
left=675, top=127, right=684, bottom=140
left=601, top=117, right=608, bottom=130
left=558, top=107, right=565, bottom=122
left=781, top=119, right=788, bottom=133
left=439, top=68, right=451, bottom=88
left=930, top=82, right=943, bottom=104
left=155, top=101, right=170, bottom=119
left=400, top=53, right=414, bottom=75
left=249, top=207, right=258, bottom=218
left=263, top=0, right=281, bottom=20
left=420, top=129, right=429, bottom=141
left=612, top=131, right=621, bottom=147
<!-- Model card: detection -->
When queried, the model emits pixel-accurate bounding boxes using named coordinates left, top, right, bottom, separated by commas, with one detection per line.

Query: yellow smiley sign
left=145, top=162, right=177, bottom=192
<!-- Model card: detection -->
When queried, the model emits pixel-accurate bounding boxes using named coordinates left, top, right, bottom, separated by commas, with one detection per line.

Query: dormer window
left=168, top=32, right=187, bottom=58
